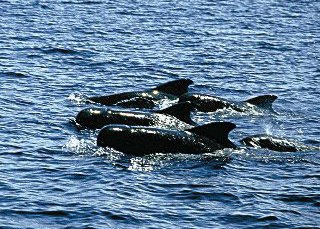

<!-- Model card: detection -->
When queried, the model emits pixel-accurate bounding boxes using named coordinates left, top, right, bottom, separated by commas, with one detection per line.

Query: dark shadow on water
left=42, top=48, right=78, bottom=55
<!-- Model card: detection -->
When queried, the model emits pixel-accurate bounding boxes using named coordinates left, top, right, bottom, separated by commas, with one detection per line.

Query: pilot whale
left=75, top=102, right=196, bottom=130
left=88, top=78, right=193, bottom=108
left=179, top=93, right=277, bottom=112
left=97, top=122, right=237, bottom=156
left=240, top=134, right=317, bottom=152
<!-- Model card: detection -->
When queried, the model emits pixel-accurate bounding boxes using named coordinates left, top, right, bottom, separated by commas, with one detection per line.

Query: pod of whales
left=97, top=122, right=237, bottom=156
left=75, top=102, right=196, bottom=130
left=71, top=78, right=316, bottom=156
left=179, top=93, right=277, bottom=112
left=88, top=78, right=193, bottom=108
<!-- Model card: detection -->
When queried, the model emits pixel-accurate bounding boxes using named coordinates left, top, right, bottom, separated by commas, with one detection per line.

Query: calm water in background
left=1, top=0, right=319, bottom=228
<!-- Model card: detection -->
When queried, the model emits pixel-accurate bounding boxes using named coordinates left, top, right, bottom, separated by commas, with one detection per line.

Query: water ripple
left=0, top=0, right=319, bottom=228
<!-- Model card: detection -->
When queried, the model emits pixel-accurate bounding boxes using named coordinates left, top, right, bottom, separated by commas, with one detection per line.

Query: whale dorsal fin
left=157, top=102, right=197, bottom=125
left=154, top=79, right=193, bottom=96
left=245, top=95, right=278, bottom=109
left=188, top=122, right=237, bottom=148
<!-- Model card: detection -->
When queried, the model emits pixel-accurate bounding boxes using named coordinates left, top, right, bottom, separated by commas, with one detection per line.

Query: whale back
left=97, top=125, right=204, bottom=155
left=97, top=124, right=234, bottom=155
left=240, top=134, right=299, bottom=152
left=115, top=97, right=155, bottom=109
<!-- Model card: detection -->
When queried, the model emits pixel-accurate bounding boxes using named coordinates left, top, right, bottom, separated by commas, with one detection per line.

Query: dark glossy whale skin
left=89, top=78, right=193, bottom=108
left=97, top=122, right=236, bottom=156
left=179, top=93, right=277, bottom=112
left=115, top=97, right=155, bottom=109
left=89, top=91, right=167, bottom=108
left=240, top=134, right=314, bottom=152
left=75, top=102, right=195, bottom=130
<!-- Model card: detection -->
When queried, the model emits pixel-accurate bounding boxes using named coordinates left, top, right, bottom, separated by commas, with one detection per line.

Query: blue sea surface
left=1, top=0, right=319, bottom=228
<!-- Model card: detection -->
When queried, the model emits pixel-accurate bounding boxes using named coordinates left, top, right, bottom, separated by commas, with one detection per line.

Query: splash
left=93, top=147, right=124, bottom=161
left=158, top=98, right=179, bottom=110
left=128, top=157, right=158, bottom=172
left=68, top=92, right=88, bottom=104
left=64, top=135, right=127, bottom=163
left=264, top=124, right=275, bottom=135
left=63, top=136, right=96, bottom=154
left=263, top=121, right=289, bottom=137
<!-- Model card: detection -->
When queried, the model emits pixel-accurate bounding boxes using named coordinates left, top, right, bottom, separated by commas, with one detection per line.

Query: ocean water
left=0, top=0, right=319, bottom=228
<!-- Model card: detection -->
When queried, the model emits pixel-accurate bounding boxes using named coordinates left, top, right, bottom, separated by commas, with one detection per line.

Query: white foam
left=68, top=92, right=87, bottom=104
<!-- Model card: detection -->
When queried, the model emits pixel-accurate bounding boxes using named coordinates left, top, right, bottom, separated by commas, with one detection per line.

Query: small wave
left=304, top=139, right=320, bottom=144
left=43, top=48, right=78, bottom=55
left=102, top=211, right=127, bottom=220
left=221, top=212, right=263, bottom=223
left=153, top=69, right=181, bottom=77
left=27, top=54, right=41, bottom=59
left=2, top=71, right=29, bottom=78
left=168, top=190, right=240, bottom=202
left=276, top=194, right=319, bottom=204
left=12, top=210, right=69, bottom=217
left=303, top=173, right=320, bottom=179
left=61, top=0, right=103, bottom=4
left=278, top=209, right=302, bottom=215
left=2, top=97, right=35, bottom=106
left=314, top=202, right=320, bottom=207
left=256, top=41, right=296, bottom=52
left=258, top=215, right=279, bottom=221
left=39, top=4, right=51, bottom=9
